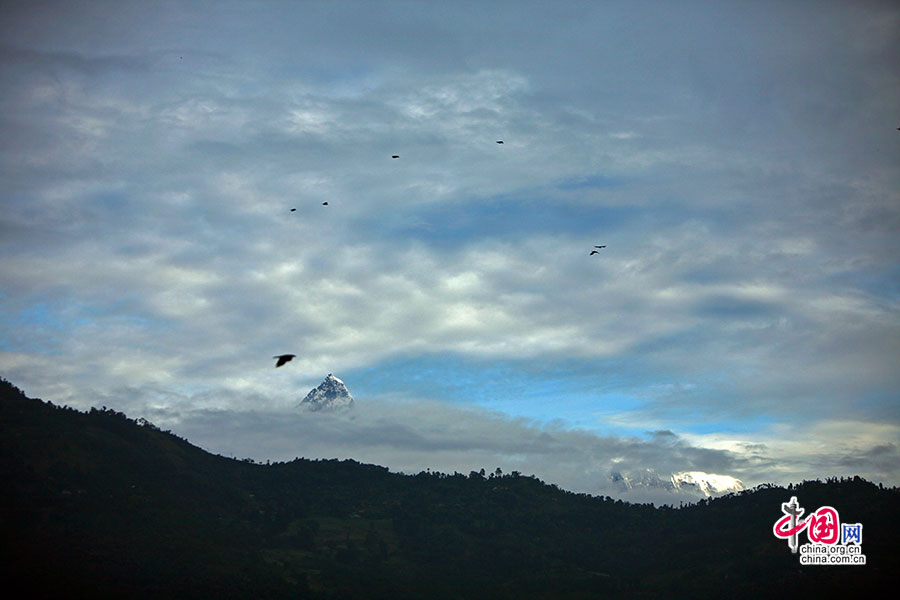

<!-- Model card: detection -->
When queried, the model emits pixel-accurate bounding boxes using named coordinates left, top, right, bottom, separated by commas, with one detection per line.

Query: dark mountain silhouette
left=1, top=377, right=896, bottom=599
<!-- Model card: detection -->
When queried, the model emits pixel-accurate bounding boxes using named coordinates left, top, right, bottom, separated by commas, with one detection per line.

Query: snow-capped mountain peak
left=298, top=373, right=354, bottom=411
left=608, top=469, right=745, bottom=503
left=670, top=471, right=745, bottom=497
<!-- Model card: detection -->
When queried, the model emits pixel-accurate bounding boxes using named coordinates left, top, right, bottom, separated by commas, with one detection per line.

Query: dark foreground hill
left=1, top=378, right=897, bottom=599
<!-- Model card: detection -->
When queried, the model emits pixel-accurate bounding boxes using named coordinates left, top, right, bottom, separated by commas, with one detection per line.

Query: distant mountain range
left=299, top=373, right=354, bottom=411
left=610, top=469, right=746, bottom=501
left=2, top=376, right=897, bottom=599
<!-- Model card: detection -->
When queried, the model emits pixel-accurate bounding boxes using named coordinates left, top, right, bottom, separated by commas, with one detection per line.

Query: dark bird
left=322, top=202, right=328, bottom=206
left=290, top=208, right=296, bottom=212
left=590, top=250, right=601, bottom=255
left=594, top=245, right=606, bottom=249
left=496, top=140, right=504, bottom=144
left=273, top=354, right=296, bottom=368
left=392, top=155, right=399, bottom=158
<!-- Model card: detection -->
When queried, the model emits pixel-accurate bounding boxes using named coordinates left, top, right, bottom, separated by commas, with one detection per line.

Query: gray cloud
left=122, top=393, right=894, bottom=505
left=1, top=1, right=898, bottom=494
left=155, top=397, right=757, bottom=500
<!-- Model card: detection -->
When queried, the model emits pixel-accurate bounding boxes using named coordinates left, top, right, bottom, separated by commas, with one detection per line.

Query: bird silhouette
left=590, top=250, right=601, bottom=255
left=290, top=208, right=296, bottom=212
left=594, top=245, right=606, bottom=249
left=392, top=155, right=399, bottom=159
left=273, top=354, right=296, bottom=367
left=322, top=202, right=328, bottom=206
left=496, top=140, right=504, bottom=144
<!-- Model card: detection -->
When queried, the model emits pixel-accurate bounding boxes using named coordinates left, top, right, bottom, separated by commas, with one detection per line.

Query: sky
left=1, top=0, right=899, bottom=503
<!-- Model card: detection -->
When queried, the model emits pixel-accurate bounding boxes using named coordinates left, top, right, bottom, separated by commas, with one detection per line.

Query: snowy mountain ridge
left=670, top=471, right=745, bottom=497
left=610, top=468, right=745, bottom=501
left=298, top=373, right=354, bottom=411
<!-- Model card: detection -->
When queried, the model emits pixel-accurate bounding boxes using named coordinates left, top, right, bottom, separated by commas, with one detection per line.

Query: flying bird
left=290, top=208, right=296, bottom=212
left=392, top=155, right=399, bottom=159
left=273, top=354, right=296, bottom=368
left=590, top=250, right=601, bottom=255
left=594, top=245, right=606, bottom=249
left=496, top=140, right=504, bottom=144
left=322, top=202, right=328, bottom=206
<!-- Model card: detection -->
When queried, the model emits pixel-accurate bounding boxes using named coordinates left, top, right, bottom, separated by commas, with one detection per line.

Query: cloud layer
left=1, top=1, right=898, bottom=497
left=140, top=396, right=900, bottom=505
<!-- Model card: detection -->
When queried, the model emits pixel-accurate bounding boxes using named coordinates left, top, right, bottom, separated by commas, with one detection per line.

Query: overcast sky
left=1, top=0, right=898, bottom=502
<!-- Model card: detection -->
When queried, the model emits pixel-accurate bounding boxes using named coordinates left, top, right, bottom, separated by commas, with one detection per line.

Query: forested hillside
left=2, top=378, right=896, bottom=599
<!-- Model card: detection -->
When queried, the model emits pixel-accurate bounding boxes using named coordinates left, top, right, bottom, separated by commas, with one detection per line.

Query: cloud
left=118, top=392, right=893, bottom=505
left=145, top=396, right=758, bottom=501
left=1, top=1, right=898, bottom=495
